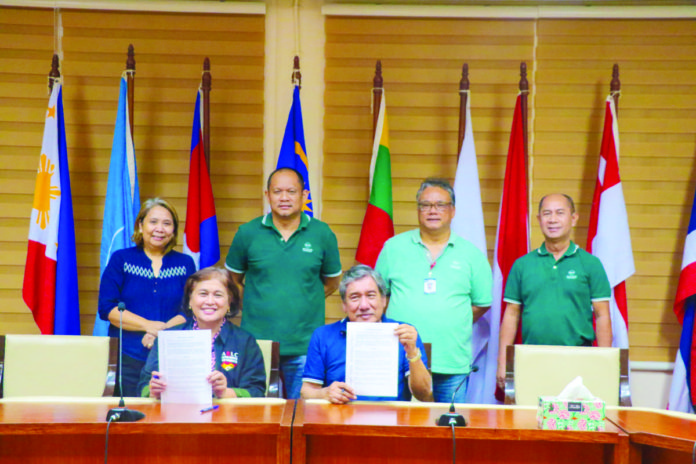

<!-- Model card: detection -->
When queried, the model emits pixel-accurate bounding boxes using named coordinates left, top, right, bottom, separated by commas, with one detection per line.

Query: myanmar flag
left=355, top=93, right=394, bottom=268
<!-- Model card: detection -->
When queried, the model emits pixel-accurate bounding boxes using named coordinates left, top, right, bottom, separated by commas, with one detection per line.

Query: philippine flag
left=23, top=81, right=80, bottom=335
left=183, top=89, right=220, bottom=270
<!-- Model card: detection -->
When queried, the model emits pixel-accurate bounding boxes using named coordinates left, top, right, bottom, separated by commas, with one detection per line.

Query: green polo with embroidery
left=504, top=241, right=611, bottom=346
left=225, top=213, right=342, bottom=356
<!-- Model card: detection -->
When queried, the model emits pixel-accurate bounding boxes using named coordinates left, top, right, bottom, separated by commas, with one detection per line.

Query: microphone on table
left=436, top=365, right=479, bottom=427
left=106, top=302, right=146, bottom=423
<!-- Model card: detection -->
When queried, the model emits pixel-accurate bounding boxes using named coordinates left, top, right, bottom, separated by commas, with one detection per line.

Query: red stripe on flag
left=614, top=280, right=629, bottom=327
left=355, top=203, right=394, bottom=268
left=22, top=240, right=57, bottom=334
left=676, top=262, right=696, bottom=324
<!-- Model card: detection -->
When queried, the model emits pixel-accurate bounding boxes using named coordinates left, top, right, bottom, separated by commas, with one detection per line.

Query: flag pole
left=292, top=55, right=301, bottom=88
left=202, top=57, right=211, bottom=173
left=126, top=45, right=135, bottom=142
left=372, top=60, right=383, bottom=140
left=457, top=63, right=469, bottom=158
left=611, top=63, right=620, bottom=116
left=519, top=62, right=529, bottom=179
left=48, top=54, right=60, bottom=93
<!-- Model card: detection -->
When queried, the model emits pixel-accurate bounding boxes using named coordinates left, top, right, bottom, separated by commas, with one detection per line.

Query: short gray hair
left=416, top=178, right=455, bottom=206
left=339, top=265, right=389, bottom=301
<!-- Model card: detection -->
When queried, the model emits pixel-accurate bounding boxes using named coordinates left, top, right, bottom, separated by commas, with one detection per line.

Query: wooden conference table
left=294, top=401, right=630, bottom=464
left=0, top=397, right=292, bottom=464
left=0, top=398, right=694, bottom=464
left=605, top=407, right=696, bottom=464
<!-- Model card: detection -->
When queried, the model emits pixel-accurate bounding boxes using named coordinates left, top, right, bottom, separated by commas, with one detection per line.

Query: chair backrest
left=505, top=344, right=632, bottom=407
left=256, top=339, right=282, bottom=398
left=0, top=334, right=118, bottom=398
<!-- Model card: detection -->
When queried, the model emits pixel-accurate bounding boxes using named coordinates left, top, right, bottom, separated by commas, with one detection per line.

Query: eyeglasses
left=417, top=202, right=452, bottom=212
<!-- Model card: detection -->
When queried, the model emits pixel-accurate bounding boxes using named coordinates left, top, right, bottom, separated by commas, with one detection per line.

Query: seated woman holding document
left=139, top=267, right=267, bottom=398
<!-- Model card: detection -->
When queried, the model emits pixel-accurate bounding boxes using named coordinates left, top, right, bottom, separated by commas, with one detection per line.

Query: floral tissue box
left=536, top=396, right=606, bottom=431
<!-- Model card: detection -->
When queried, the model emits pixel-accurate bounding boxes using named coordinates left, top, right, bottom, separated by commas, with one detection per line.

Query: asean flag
left=23, top=82, right=80, bottom=335
left=183, top=89, right=220, bottom=270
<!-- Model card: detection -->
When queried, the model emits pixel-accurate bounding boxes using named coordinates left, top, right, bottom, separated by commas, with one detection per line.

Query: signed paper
left=345, top=322, right=399, bottom=397
left=158, top=329, right=212, bottom=406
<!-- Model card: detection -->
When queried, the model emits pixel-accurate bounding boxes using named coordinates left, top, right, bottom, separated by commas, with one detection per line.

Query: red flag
left=491, top=94, right=530, bottom=401
left=586, top=96, right=634, bottom=348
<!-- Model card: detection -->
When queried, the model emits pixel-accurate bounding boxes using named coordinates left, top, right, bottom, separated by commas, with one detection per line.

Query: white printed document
left=345, top=322, right=399, bottom=397
left=158, top=330, right=212, bottom=406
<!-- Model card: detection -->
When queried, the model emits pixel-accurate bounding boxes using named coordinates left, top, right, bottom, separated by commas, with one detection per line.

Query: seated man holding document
left=301, top=265, right=433, bottom=404
left=139, top=267, right=266, bottom=399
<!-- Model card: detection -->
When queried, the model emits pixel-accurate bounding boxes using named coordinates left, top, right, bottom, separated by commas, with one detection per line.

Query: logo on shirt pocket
left=566, top=269, right=578, bottom=280
left=302, top=242, right=313, bottom=253
left=221, top=351, right=239, bottom=371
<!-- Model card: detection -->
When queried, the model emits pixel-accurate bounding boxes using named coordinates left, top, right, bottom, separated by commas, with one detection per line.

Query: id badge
left=424, top=278, right=437, bottom=294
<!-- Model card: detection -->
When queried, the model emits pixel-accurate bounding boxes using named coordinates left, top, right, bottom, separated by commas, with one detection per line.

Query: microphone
left=436, top=365, right=479, bottom=427
left=106, top=302, right=146, bottom=423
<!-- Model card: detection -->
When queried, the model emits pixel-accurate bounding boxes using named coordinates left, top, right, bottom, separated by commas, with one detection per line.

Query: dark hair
left=339, top=265, right=389, bottom=301
left=132, top=197, right=179, bottom=254
left=416, top=178, right=455, bottom=206
left=538, top=193, right=576, bottom=214
left=266, top=167, right=305, bottom=191
left=182, top=267, right=241, bottom=320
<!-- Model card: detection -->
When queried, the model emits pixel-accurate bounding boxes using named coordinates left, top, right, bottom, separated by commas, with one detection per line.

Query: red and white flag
left=587, top=95, right=635, bottom=348
left=491, top=94, right=530, bottom=402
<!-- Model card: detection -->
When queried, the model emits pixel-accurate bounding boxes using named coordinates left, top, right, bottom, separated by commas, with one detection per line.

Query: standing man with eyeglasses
left=375, top=178, right=492, bottom=403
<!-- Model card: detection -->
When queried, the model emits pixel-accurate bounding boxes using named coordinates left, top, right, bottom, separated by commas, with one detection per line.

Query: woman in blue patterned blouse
left=98, top=198, right=196, bottom=397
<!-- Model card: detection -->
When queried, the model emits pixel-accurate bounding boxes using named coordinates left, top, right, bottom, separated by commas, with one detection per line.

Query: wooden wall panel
left=324, top=15, right=696, bottom=363
left=533, top=17, right=696, bottom=363
left=0, top=7, right=264, bottom=335
left=324, top=16, right=535, bottom=322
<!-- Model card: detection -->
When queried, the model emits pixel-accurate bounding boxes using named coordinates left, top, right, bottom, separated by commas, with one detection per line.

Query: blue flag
left=276, top=85, right=312, bottom=216
left=93, top=75, right=140, bottom=336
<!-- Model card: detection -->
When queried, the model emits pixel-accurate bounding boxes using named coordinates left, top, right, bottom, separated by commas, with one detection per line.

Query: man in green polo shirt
left=496, top=193, right=612, bottom=390
left=225, top=167, right=342, bottom=399
left=376, top=178, right=493, bottom=404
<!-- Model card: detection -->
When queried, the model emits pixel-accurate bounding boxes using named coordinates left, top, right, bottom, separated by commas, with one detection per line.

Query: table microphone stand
left=106, top=302, right=145, bottom=422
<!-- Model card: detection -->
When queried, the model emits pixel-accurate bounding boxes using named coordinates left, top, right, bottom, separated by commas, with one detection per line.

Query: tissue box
left=537, top=396, right=606, bottom=431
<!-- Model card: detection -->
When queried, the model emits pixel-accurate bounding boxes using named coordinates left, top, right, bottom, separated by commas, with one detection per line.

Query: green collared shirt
left=376, top=229, right=492, bottom=374
left=225, top=213, right=342, bottom=356
left=504, top=241, right=611, bottom=346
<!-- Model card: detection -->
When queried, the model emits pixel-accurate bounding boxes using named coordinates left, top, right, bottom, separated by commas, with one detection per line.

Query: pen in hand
left=200, top=405, right=219, bottom=414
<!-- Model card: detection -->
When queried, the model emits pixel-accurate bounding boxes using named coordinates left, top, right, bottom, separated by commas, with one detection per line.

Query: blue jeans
left=432, top=373, right=470, bottom=404
left=280, top=355, right=306, bottom=399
